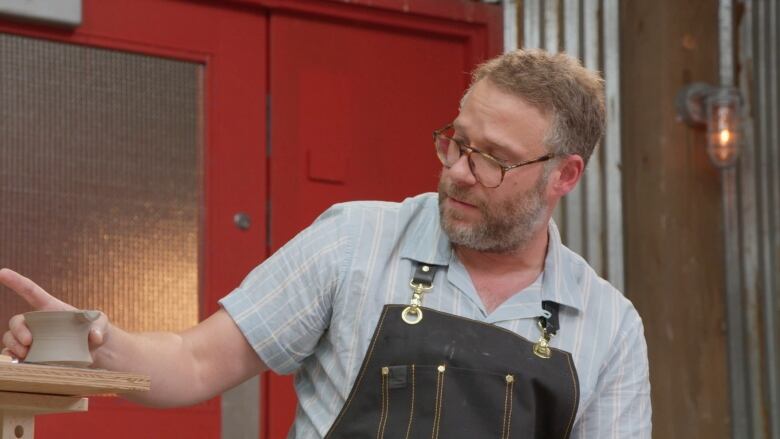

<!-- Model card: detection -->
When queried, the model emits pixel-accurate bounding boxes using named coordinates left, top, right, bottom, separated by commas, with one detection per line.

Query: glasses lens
left=434, top=129, right=461, bottom=167
left=468, top=153, right=503, bottom=188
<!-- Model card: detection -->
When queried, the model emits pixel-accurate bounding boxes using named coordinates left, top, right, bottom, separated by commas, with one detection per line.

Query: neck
left=454, top=224, right=550, bottom=276
left=454, top=223, right=551, bottom=314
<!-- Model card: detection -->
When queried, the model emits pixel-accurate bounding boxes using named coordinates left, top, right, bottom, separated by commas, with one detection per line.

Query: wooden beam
left=621, top=0, right=730, bottom=437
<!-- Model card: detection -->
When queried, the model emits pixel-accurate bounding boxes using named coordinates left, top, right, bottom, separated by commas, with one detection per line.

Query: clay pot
left=23, top=310, right=101, bottom=367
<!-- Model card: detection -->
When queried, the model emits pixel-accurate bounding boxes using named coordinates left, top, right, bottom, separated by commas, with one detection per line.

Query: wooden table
left=0, top=362, right=149, bottom=439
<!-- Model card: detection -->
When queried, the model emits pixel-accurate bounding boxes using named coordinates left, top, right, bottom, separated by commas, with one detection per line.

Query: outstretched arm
left=1, top=268, right=267, bottom=408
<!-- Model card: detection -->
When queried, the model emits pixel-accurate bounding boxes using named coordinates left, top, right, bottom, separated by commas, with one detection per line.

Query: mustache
left=439, top=179, right=481, bottom=209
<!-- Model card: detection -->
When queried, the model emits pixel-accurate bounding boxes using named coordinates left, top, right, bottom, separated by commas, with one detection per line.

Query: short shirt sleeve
left=219, top=205, right=353, bottom=375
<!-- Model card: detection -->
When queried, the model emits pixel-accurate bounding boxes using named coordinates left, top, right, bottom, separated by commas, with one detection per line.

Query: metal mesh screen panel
left=0, top=33, right=202, bottom=332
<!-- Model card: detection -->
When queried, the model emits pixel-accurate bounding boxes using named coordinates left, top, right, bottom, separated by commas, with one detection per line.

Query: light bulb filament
left=719, top=128, right=731, bottom=145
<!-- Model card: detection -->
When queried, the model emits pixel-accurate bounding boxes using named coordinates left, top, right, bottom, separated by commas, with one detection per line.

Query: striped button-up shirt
left=220, top=193, right=652, bottom=438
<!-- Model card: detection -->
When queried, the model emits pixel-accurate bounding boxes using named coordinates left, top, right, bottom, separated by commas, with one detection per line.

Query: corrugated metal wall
left=513, top=0, right=780, bottom=436
left=737, top=0, right=780, bottom=437
left=518, top=0, right=624, bottom=291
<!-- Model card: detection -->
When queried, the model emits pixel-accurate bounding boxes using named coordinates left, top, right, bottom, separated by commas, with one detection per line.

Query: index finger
left=0, top=268, right=74, bottom=311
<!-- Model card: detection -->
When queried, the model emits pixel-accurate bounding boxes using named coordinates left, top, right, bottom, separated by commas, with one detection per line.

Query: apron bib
left=325, top=264, right=579, bottom=439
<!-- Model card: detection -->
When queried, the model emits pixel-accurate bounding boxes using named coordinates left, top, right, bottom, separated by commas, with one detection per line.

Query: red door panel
left=267, top=5, right=499, bottom=437
left=0, top=1, right=267, bottom=437
left=0, top=1, right=499, bottom=437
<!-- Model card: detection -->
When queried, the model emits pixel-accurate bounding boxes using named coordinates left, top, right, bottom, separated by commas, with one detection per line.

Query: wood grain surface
left=0, top=363, right=149, bottom=397
left=621, top=0, right=730, bottom=437
left=0, top=391, right=87, bottom=414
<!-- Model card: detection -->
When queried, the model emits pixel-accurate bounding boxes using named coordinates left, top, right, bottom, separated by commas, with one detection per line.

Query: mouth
left=446, top=193, right=477, bottom=210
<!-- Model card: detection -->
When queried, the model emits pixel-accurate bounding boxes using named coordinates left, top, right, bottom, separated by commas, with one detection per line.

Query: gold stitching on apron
left=562, top=354, right=579, bottom=439
left=329, top=305, right=580, bottom=439
left=507, top=379, right=514, bottom=439
left=377, top=367, right=390, bottom=439
left=502, top=374, right=515, bottom=439
left=431, top=364, right=446, bottom=439
left=404, top=364, right=416, bottom=439
left=328, top=307, right=391, bottom=434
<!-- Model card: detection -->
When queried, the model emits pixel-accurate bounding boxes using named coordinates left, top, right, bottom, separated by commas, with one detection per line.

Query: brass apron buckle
left=402, top=264, right=435, bottom=325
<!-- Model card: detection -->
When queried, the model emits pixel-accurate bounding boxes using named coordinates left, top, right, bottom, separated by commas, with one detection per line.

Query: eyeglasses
left=433, top=123, right=556, bottom=188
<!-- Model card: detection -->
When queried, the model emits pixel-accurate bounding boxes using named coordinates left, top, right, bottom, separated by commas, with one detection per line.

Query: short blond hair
left=469, top=49, right=605, bottom=165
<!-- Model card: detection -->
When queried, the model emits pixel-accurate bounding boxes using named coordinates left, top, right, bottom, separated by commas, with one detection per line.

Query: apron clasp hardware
left=401, top=305, right=423, bottom=325
left=532, top=320, right=554, bottom=359
left=402, top=275, right=433, bottom=325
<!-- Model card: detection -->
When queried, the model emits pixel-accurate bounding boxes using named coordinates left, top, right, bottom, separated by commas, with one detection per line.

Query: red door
left=0, top=1, right=267, bottom=437
left=0, top=1, right=499, bottom=438
left=267, top=2, right=500, bottom=437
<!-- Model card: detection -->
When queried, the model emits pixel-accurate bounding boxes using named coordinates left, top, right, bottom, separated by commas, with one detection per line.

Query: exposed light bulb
left=719, top=128, right=731, bottom=145
left=705, top=89, right=741, bottom=168
left=675, top=83, right=742, bottom=169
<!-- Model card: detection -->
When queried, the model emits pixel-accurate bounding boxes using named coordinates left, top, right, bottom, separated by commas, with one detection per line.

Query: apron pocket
left=377, top=364, right=529, bottom=439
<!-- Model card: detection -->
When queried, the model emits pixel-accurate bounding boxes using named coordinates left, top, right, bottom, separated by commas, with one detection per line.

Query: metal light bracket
left=676, top=82, right=742, bottom=168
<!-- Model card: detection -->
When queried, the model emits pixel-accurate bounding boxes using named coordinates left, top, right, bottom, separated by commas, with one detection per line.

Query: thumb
left=87, top=313, right=110, bottom=348
left=0, top=268, right=75, bottom=311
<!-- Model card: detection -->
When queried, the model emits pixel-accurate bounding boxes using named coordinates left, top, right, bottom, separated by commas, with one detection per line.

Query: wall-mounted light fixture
left=675, top=82, right=742, bottom=168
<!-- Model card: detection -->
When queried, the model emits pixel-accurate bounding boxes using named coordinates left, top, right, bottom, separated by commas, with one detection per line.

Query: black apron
left=325, top=263, right=580, bottom=439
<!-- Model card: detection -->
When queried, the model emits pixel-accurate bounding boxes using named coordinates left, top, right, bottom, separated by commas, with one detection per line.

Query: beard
left=438, top=171, right=549, bottom=253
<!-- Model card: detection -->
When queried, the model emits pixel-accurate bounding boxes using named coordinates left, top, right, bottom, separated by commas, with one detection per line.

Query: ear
left=549, top=154, right=584, bottom=197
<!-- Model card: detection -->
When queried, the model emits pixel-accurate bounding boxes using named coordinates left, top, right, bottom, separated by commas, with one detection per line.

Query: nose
left=444, top=153, right=477, bottom=186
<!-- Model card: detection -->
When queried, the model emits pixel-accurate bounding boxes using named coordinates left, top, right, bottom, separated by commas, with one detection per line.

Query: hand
left=0, top=268, right=109, bottom=361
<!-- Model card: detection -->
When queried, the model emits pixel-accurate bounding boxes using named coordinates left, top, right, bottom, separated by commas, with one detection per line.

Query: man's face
left=438, top=79, right=554, bottom=253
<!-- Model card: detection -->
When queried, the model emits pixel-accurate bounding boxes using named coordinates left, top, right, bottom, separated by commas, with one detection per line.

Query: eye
left=451, top=135, right=469, bottom=149
left=483, top=149, right=511, bottom=165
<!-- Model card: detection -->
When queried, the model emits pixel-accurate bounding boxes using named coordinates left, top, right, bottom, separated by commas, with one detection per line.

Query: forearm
left=1, top=269, right=266, bottom=408
left=91, top=310, right=267, bottom=408
left=93, top=326, right=212, bottom=407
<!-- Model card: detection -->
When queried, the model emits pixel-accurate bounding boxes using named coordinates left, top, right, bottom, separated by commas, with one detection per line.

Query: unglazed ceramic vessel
left=23, top=310, right=101, bottom=367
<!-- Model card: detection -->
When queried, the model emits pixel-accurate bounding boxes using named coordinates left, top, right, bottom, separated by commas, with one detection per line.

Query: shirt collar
left=540, top=220, right=584, bottom=312
left=399, top=195, right=584, bottom=312
left=399, top=195, right=452, bottom=266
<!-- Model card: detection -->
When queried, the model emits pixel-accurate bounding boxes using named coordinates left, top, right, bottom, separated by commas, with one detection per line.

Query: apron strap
left=541, top=300, right=560, bottom=336
left=533, top=301, right=561, bottom=359
left=403, top=262, right=442, bottom=325
left=411, top=263, right=438, bottom=287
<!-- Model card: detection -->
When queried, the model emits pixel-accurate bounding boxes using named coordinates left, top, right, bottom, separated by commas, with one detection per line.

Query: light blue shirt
left=220, top=193, right=651, bottom=438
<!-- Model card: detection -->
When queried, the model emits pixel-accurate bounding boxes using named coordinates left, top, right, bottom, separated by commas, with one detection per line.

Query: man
left=2, top=49, right=651, bottom=437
